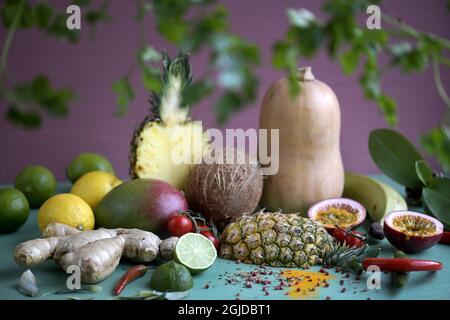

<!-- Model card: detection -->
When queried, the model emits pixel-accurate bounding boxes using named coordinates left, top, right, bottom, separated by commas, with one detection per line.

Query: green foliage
left=0, top=0, right=110, bottom=128
left=275, top=0, right=450, bottom=168
left=423, top=178, right=450, bottom=229
left=1, top=0, right=449, bottom=177
left=112, top=77, right=134, bottom=116
left=415, top=160, right=433, bottom=187
left=369, top=128, right=450, bottom=229
left=273, top=1, right=402, bottom=124
left=368, top=128, right=424, bottom=188
left=1, top=74, right=74, bottom=129
left=113, top=0, right=260, bottom=122
left=421, top=127, right=450, bottom=172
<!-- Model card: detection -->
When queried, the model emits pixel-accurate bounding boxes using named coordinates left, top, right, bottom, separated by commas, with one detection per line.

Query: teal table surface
left=0, top=176, right=449, bottom=300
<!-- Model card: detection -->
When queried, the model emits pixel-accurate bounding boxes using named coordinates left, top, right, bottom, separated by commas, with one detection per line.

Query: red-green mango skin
left=94, top=179, right=188, bottom=236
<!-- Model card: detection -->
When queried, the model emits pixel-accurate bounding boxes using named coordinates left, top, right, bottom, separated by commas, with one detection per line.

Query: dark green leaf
left=86, top=0, right=111, bottom=26
left=41, top=89, right=73, bottom=116
left=35, top=3, right=53, bottom=29
left=272, top=41, right=297, bottom=70
left=20, top=4, right=36, bottom=28
left=6, top=107, right=41, bottom=129
left=0, top=0, right=20, bottom=28
left=13, top=82, right=33, bottom=102
left=415, top=160, right=433, bottom=186
left=30, top=74, right=50, bottom=101
left=182, top=80, right=213, bottom=106
left=391, top=47, right=428, bottom=73
left=377, top=94, right=397, bottom=125
left=72, top=0, right=91, bottom=6
left=112, top=77, right=134, bottom=116
left=369, top=128, right=424, bottom=188
left=287, top=72, right=300, bottom=97
left=339, top=49, right=360, bottom=74
left=141, top=66, right=161, bottom=92
left=421, top=127, right=450, bottom=172
left=46, top=14, right=80, bottom=42
left=289, top=24, right=323, bottom=57
left=360, top=64, right=380, bottom=100
left=423, top=178, right=450, bottom=229
left=157, top=19, right=189, bottom=44
left=183, top=5, right=228, bottom=51
left=214, top=91, right=242, bottom=123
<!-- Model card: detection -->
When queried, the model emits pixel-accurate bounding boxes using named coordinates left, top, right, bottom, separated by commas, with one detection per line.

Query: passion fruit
left=383, top=211, right=443, bottom=253
left=308, top=198, right=366, bottom=231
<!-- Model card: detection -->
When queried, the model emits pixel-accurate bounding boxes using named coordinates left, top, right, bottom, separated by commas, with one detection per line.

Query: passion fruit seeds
left=384, top=211, right=443, bottom=253
left=308, top=198, right=366, bottom=230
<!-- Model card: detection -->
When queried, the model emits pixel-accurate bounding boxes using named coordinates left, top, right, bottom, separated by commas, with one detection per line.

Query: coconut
left=186, top=148, right=263, bottom=231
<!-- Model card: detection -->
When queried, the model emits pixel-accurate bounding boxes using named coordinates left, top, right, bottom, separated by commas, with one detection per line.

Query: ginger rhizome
left=14, top=223, right=178, bottom=283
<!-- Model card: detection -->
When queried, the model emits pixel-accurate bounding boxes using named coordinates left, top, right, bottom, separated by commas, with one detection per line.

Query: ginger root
left=159, top=236, right=179, bottom=260
left=14, top=223, right=174, bottom=283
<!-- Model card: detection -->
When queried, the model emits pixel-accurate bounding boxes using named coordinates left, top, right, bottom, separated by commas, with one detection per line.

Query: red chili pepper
left=113, top=264, right=147, bottom=296
left=362, top=258, right=442, bottom=272
left=439, top=231, right=450, bottom=244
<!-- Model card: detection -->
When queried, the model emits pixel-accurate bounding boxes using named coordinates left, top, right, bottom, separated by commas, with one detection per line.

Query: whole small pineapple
left=220, top=210, right=365, bottom=269
left=129, top=52, right=208, bottom=190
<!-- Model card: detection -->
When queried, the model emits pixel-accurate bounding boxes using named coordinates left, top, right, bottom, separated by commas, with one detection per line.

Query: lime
left=66, top=153, right=114, bottom=183
left=150, top=261, right=193, bottom=292
left=0, top=188, right=30, bottom=233
left=38, top=193, right=95, bottom=231
left=15, top=165, right=56, bottom=208
left=174, top=233, right=217, bottom=274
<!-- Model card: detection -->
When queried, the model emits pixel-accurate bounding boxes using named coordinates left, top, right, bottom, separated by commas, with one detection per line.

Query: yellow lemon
left=70, top=171, right=122, bottom=209
left=38, top=194, right=95, bottom=231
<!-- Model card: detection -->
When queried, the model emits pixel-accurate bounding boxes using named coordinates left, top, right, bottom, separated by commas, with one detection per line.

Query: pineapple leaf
left=322, top=243, right=371, bottom=272
left=150, top=51, right=193, bottom=124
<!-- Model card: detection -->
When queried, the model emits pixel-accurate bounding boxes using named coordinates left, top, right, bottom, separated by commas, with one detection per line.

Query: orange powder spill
left=281, top=270, right=335, bottom=299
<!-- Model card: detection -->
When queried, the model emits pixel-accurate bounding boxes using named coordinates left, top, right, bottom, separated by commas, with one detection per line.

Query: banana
left=343, top=172, right=407, bottom=222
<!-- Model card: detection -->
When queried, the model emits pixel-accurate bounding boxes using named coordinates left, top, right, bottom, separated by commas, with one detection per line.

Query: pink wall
left=0, top=0, right=449, bottom=182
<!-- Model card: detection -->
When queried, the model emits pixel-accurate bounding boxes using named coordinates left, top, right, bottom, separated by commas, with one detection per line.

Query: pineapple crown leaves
left=149, top=51, right=193, bottom=124
left=322, top=243, right=381, bottom=275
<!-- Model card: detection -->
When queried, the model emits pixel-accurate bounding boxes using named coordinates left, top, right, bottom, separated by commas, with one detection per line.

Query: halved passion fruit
left=308, top=198, right=366, bottom=230
left=384, top=211, right=443, bottom=253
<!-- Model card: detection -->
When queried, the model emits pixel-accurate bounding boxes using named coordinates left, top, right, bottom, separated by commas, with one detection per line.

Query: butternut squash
left=259, top=67, right=344, bottom=215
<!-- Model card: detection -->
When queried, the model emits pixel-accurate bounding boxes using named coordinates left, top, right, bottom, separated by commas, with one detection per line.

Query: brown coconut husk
left=186, top=148, right=263, bottom=231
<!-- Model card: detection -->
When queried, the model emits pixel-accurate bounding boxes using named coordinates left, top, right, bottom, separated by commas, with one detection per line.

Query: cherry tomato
left=345, top=233, right=365, bottom=248
left=200, top=230, right=220, bottom=250
left=332, top=229, right=348, bottom=243
left=194, top=221, right=209, bottom=232
left=167, top=215, right=193, bottom=237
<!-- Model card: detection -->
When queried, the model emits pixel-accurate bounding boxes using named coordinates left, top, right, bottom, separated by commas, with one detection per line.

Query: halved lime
left=174, top=233, right=217, bottom=274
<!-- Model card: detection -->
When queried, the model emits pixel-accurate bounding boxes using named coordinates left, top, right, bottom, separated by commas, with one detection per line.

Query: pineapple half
left=130, top=52, right=209, bottom=190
